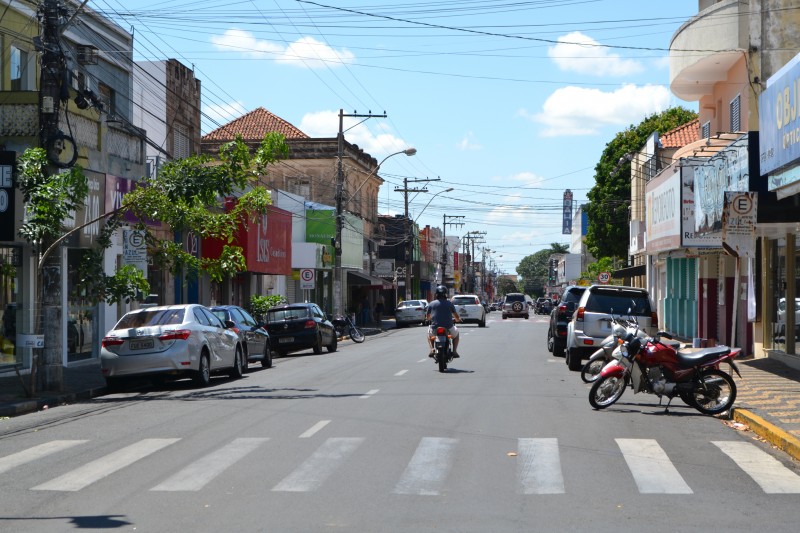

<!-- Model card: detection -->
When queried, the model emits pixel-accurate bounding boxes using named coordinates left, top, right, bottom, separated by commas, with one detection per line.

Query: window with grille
left=701, top=121, right=711, bottom=139
left=288, top=178, right=311, bottom=198
left=730, top=94, right=741, bottom=132
left=99, top=83, right=115, bottom=115
left=10, top=46, right=33, bottom=90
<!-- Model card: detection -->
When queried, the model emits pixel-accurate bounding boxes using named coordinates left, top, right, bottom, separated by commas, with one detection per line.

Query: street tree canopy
left=585, top=107, right=697, bottom=259
left=516, top=243, right=569, bottom=295
left=17, top=133, right=289, bottom=305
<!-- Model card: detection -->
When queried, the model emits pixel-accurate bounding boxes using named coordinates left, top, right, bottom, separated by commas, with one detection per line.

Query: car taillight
left=101, top=337, right=124, bottom=347
left=558, top=304, right=567, bottom=314
left=304, top=320, right=316, bottom=329
left=230, top=327, right=240, bottom=335
left=651, top=312, right=658, bottom=329
left=576, top=307, right=585, bottom=321
left=158, top=329, right=191, bottom=341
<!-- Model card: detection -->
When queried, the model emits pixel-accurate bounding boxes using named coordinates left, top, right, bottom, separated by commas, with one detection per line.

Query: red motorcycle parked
left=589, top=328, right=742, bottom=415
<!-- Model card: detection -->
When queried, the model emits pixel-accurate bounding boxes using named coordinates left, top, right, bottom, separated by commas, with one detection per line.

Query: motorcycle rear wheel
left=437, top=346, right=447, bottom=373
left=581, top=353, right=607, bottom=383
left=589, top=374, right=629, bottom=409
left=691, top=368, right=737, bottom=415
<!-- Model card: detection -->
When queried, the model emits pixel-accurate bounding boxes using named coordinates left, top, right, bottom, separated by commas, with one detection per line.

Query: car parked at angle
left=395, top=299, right=429, bottom=327
left=100, top=304, right=244, bottom=389
left=547, top=285, right=586, bottom=357
left=209, top=305, right=272, bottom=369
left=501, top=292, right=529, bottom=319
left=565, top=284, right=657, bottom=371
left=263, top=303, right=337, bottom=356
left=451, top=294, right=487, bottom=327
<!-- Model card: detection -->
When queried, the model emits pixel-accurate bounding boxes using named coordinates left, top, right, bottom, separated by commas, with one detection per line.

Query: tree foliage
left=585, top=107, right=697, bottom=259
left=496, top=277, right=519, bottom=296
left=515, top=243, right=570, bottom=295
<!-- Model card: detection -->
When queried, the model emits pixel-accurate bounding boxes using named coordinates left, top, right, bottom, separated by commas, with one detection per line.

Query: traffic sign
left=300, top=268, right=315, bottom=289
left=598, top=272, right=611, bottom=284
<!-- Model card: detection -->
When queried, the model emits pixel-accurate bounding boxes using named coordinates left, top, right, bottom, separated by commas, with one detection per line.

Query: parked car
left=547, top=286, right=586, bottom=357
left=534, top=297, right=553, bottom=315
left=263, top=303, right=337, bottom=356
left=100, top=304, right=244, bottom=388
left=451, top=294, right=486, bottom=327
left=565, top=284, right=657, bottom=371
left=502, top=293, right=529, bottom=319
left=395, top=299, right=428, bottom=327
left=209, top=305, right=272, bottom=369
left=776, top=297, right=800, bottom=337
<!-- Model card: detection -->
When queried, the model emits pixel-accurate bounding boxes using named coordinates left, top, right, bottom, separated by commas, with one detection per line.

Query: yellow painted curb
left=732, top=408, right=800, bottom=462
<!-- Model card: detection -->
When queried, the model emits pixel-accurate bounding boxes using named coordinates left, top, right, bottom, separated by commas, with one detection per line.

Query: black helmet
left=435, top=285, right=448, bottom=298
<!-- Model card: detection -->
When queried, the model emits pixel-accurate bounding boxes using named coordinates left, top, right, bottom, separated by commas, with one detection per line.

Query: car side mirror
left=224, top=320, right=236, bottom=329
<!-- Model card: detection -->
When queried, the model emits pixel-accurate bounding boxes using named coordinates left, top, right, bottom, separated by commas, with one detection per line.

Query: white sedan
left=451, top=294, right=486, bottom=327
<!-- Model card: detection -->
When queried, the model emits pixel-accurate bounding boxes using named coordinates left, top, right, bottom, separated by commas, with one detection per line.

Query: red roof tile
left=660, top=118, right=699, bottom=149
left=202, top=107, right=308, bottom=142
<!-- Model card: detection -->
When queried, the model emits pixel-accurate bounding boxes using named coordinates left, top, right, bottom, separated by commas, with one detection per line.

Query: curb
left=0, top=387, right=106, bottom=418
left=732, top=408, right=800, bottom=462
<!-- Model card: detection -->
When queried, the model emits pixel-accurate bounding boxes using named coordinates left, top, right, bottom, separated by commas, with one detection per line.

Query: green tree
left=496, top=277, right=519, bottom=296
left=585, top=107, right=697, bottom=259
left=516, top=243, right=570, bottom=294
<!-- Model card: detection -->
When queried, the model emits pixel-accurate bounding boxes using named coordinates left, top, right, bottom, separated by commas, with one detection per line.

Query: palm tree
left=549, top=243, right=569, bottom=254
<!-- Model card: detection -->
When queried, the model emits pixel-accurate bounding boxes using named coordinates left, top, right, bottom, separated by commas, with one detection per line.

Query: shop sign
left=760, top=52, right=800, bottom=175
left=372, top=259, right=394, bottom=278
left=680, top=164, right=720, bottom=248
left=0, top=152, right=15, bottom=242
left=693, top=136, right=749, bottom=236
left=562, top=189, right=573, bottom=235
left=65, top=170, right=104, bottom=247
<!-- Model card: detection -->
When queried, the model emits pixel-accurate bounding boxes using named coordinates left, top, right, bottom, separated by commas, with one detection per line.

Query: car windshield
left=266, top=307, right=310, bottom=322
left=563, top=289, right=585, bottom=304
left=115, top=308, right=185, bottom=329
left=452, top=297, right=477, bottom=305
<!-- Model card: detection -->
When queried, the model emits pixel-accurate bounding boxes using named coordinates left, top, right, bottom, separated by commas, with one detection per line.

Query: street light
left=334, top=146, right=416, bottom=316
left=405, top=187, right=454, bottom=300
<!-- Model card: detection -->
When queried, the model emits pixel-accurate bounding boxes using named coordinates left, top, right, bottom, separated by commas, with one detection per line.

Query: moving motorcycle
left=589, top=326, right=741, bottom=415
left=332, top=314, right=365, bottom=343
left=431, top=325, right=454, bottom=373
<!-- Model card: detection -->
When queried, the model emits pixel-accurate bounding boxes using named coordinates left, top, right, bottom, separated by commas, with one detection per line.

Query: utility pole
left=335, top=109, right=386, bottom=316
left=395, top=177, right=439, bottom=300
left=461, top=231, right=485, bottom=293
left=441, top=215, right=464, bottom=286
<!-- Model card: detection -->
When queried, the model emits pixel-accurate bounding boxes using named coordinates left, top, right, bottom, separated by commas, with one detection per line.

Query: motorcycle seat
left=675, top=346, right=730, bottom=367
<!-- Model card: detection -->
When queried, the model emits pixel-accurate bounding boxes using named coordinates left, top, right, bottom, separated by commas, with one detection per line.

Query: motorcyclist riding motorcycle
left=426, top=285, right=462, bottom=358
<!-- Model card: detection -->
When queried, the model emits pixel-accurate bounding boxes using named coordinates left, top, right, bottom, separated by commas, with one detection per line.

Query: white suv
left=565, top=285, right=656, bottom=371
left=502, top=293, right=529, bottom=319
left=451, top=294, right=486, bottom=327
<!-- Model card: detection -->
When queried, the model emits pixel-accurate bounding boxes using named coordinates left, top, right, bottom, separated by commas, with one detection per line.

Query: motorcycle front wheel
left=589, top=374, right=629, bottom=409
left=349, top=327, right=365, bottom=343
left=581, top=352, right=607, bottom=383
left=691, top=368, right=737, bottom=415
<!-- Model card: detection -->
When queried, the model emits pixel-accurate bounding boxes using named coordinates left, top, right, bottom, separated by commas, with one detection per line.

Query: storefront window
left=67, top=249, right=98, bottom=363
left=770, top=237, right=800, bottom=355
left=0, top=247, right=20, bottom=365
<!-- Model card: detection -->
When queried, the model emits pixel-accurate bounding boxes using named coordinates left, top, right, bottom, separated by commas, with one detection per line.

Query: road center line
left=299, top=420, right=330, bottom=439
left=360, top=389, right=379, bottom=399
left=395, top=370, right=409, bottom=376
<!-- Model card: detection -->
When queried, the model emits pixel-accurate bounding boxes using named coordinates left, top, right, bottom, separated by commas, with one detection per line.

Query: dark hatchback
left=547, top=285, right=586, bottom=357
left=264, top=303, right=338, bottom=356
left=209, top=305, right=273, bottom=369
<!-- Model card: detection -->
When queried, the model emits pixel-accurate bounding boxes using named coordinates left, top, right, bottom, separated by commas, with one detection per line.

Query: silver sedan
left=100, top=304, right=243, bottom=388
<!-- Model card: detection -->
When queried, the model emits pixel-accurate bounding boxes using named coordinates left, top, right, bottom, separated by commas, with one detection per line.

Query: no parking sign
left=300, top=268, right=315, bottom=289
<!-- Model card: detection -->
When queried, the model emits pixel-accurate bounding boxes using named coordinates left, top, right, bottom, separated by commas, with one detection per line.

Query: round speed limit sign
left=598, top=272, right=611, bottom=284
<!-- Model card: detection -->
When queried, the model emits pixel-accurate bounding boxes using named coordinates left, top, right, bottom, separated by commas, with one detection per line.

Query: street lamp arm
left=348, top=148, right=416, bottom=199
left=414, top=188, right=454, bottom=223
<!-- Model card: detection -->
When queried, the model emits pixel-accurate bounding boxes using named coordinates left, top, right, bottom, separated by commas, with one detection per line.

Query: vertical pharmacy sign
left=562, top=189, right=573, bottom=234
left=123, top=229, right=148, bottom=276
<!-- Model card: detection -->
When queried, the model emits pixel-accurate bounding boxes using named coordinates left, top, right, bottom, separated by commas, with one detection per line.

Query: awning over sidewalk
left=613, top=265, right=646, bottom=278
left=347, top=270, right=393, bottom=289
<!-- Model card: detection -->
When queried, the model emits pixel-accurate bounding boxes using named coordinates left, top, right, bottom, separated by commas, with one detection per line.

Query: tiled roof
left=202, top=107, right=308, bottom=142
left=660, top=118, right=699, bottom=149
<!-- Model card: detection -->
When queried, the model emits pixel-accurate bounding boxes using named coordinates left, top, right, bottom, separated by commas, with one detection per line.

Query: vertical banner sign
left=562, top=189, right=573, bottom=235
left=0, top=152, right=16, bottom=242
left=721, top=192, right=757, bottom=258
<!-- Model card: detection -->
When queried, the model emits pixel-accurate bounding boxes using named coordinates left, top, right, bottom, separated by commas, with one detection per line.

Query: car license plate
left=129, top=339, right=154, bottom=350
left=279, top=337, right=294, bottom=343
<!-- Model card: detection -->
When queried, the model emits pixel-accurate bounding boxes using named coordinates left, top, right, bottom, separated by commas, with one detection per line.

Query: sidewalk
left=2, top=324, right=799, bottom=463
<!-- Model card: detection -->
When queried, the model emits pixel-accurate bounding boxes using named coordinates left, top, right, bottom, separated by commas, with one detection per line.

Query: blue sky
left=94, top=0, right=697, bottom=275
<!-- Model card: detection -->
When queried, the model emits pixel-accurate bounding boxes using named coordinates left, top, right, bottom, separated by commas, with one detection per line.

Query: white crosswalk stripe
left=0, top=440, right=86, bottom=475
left=151, top=438, right=268, bottom=492
left=5, top=436, right=800, bottom=495
left=272, top=437, right=363, bottom=492
left=713, top=441, right=800, bottom=493
left=517, top=438, right=565, bottom=494
left=31, top=438, right=180, bottom=492
left=616, top=438, right=693, bottom=494
left=393, top=437, right=458, bottom=495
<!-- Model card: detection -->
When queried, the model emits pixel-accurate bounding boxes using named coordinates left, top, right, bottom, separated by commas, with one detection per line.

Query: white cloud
left=525, top=84, right=672, bottom=137
left=548, top=32, right=643, bottom=77
left=211, top=29, right=354, bottom=68
left=299, top=110, right=411, bottom=157
left=458, top=132, right=483, bottom=151
left=203, top=101, right=247, bottom=128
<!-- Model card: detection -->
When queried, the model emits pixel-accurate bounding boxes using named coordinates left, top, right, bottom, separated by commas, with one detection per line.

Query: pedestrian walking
left=374, top=296, right=385, bottom=328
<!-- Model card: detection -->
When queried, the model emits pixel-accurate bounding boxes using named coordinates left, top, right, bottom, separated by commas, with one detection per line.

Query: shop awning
left=347, top=270, right=393, bottom=289
left=613, top=264, right=646, bottom=278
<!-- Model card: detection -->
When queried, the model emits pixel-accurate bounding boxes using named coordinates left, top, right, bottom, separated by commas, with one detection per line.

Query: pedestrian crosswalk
left=3, top=436, right=800, bottom=495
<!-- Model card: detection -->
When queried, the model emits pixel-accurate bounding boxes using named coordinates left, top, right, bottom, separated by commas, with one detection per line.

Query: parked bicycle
left=332, top=314, right=366, bottom=343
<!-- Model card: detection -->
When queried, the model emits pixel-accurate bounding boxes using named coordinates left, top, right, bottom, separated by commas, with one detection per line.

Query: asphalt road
left=1, top=313, right=800, bottom=532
